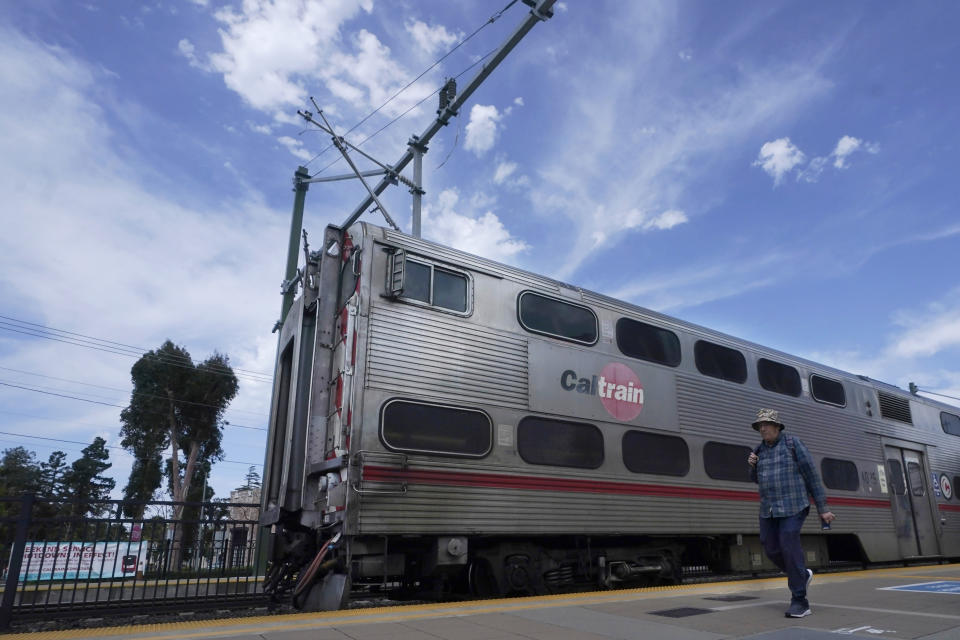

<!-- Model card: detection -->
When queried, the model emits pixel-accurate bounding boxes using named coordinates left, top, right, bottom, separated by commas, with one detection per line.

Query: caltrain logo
left=560, top=362, right=644, bottom=421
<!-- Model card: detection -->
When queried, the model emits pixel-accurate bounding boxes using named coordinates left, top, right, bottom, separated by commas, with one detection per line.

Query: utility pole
left=410, top=135, right=427, bottom=237
left=278, top=166, right=310, bottom=328
left=339, top=0, right=556, bottom=231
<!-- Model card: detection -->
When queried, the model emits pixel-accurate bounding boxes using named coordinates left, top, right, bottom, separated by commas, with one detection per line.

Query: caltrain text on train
left=560, top=370, right=644, bottom=404
left=559, top=362, right=646, bottom=423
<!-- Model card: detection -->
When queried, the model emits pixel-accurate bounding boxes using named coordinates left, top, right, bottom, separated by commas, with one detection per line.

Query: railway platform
left=8, top=562, right=959, bottom=640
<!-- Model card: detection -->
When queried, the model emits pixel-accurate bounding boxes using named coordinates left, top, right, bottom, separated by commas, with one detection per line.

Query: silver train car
left=260, top=221, right=960, bottom=609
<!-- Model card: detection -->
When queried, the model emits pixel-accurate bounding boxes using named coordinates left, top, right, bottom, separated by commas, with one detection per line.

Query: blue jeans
left=759, top=507, right=809, bottom=602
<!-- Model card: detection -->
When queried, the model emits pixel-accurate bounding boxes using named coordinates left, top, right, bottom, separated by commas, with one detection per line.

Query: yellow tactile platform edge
left=7, top=563, right=957, bottom=640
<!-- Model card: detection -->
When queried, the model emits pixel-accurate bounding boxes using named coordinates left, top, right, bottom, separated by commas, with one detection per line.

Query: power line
left=0, top=322, right=271, bottom=385
left=306, top=0, right=519, bottom=174
left=310, top=45, right=498, bottom=178
left=0, top=430, right=262, bottom=466
left=0, top=315, right=274, bottom=383
left=0, top=366, right=268, bottom=417
left=917, top=388, right=960, bottom=403
left=0, top=314, right=274, bottom=378
left=0, top=381, right=267, bottom=431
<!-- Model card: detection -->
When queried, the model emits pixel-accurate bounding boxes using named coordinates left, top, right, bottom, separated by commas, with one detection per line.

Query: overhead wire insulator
left=438, top=78, right=457, bottom=114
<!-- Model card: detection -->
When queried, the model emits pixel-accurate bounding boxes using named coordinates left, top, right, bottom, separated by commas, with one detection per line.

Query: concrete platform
left=9, top=563, right=960, bottom=640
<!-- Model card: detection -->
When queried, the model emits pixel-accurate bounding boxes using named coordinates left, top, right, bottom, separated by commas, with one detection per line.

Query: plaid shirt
left=750, top=433, right=828, bottom=518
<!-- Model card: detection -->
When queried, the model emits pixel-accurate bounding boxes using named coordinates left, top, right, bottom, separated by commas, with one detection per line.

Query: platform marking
left=832, top=625, right=896, bottom=635
left=815, top=602, right=960, bottom=620
left=879, top=580, right=960, bottom=594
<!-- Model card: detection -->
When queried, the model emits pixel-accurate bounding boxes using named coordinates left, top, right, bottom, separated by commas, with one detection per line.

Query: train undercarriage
left=260, top=520, right=811, bottom=611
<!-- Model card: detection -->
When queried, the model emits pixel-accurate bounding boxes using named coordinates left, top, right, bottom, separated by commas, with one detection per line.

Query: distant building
left=226, top=487, right=260, bottom=568
left=228, top=487, right=260, bottom=520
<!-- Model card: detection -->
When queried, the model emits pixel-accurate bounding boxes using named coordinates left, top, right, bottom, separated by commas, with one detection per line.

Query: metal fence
left=0, top=493, right=267, bottom=629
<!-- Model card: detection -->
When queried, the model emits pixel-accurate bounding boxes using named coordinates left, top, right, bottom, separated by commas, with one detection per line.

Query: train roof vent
left=878, top=390, right=913, bottom=424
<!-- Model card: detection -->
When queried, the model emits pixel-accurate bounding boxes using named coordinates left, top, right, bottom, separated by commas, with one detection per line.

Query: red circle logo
left=599, top=362, right=644, bottom=421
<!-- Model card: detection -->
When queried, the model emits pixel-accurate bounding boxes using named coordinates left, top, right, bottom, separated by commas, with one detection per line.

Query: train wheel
left=467, top=557, right=499, bottom=598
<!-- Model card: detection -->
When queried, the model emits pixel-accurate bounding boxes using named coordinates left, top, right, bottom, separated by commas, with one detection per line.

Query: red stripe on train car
left=362, top=465, right=891, bottom=509
left=940, top=503, right=960, bottom=512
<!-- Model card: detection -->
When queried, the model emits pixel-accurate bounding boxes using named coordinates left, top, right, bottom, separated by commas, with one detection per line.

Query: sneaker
left=785, top=600, right=811, bottom=618
left=806, top=568, right=814, bottom=591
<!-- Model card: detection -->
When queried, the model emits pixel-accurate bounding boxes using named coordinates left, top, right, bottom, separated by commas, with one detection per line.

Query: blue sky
left=1, top=0, right=959, bottom=501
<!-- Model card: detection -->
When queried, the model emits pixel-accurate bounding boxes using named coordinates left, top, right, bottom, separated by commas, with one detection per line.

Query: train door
left=885, top=446, right=940, bottom=557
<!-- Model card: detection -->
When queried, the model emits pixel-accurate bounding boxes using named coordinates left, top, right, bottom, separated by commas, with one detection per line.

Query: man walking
left=747, top=408, right=835, bottom=618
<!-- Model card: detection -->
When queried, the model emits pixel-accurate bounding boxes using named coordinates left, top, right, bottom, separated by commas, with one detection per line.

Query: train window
left=887, top=459, right=906, bottom=495
left=694, top=341, right=747, bottom=384
left=393, top=256, right=469, bottom=313
left=906, top=462, right=925, bottom=497
left=757, top=358, right=801, bottom=397
left=518, top=292, right=598, bottom=345
left=380, top=400, right=491, bottom=457
left=622, top=430, right=689, bottom=476
left=402, top=260, right=431, bottom=303
left=821, top=458, right=860, bottom=491
left=941, top=411, right=960, bottom=436
left=703, top=441, right=753, bottom=482
left=434, top=268, right=468, bottom=311
left=517, top=417, right=603, bottom=469
left=954, top=476, right=960, bottom=500
left=810, top=375, right=846, bottom=407
left=616, top=318, right=681, bottom=367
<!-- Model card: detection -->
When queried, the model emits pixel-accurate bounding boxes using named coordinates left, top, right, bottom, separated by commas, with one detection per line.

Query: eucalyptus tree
left=119, top=340, right=238, bottom=566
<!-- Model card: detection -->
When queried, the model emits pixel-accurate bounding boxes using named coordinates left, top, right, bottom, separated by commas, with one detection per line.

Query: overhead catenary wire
left=0, top=430, right=262, bottom=467
left=915, top=388, right=960, bottom=404
left=0, top=366, right=268, bottom=417
left=309, top=45, right=499, bottom=178
left=0, top=315, right=273, bottom=384
left=305, top=0, right=520, bottom=174
left=0, top=381, right=266, bottom=431
left=0, top=323, right=271, bottom=386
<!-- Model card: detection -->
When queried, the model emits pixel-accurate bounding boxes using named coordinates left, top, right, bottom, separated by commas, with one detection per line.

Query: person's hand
left=821, top=511, right=836, bottom=525
left=748, top=452, right=758, bottom=467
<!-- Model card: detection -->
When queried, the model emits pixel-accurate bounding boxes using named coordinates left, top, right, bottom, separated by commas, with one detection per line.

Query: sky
left=2, top=0, right=959, bottom=503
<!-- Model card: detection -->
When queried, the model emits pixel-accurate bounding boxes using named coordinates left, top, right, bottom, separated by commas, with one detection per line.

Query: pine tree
left=39, top=450, right=68, bottom=500
left=62, top=437, right=116, bottom=518
left=0, top=446, right=41, bottom=496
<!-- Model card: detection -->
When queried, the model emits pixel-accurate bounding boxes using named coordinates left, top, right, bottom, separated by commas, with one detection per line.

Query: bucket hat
left=752, top=408, right=785, bottom=431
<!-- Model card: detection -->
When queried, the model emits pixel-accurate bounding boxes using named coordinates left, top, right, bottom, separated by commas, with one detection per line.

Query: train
left=259, top=221, right=960, bottom=610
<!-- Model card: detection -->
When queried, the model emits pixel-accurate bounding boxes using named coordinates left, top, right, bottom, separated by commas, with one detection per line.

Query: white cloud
left=0, top=26, right=284, bottom=499
left=832, top=135, right=861, bottom=168
left=768, top=134, right=879, bottom=183
left=606, top=251, right=782, bottom=313
left=591, top=208, right=689, bottom=247
left=493, top=160, right=517, bottom=184
left=464, top=104, right=502, bottom=156
left=197, top=0, right=433, bottom=121
left=888, top=293, right=960, bottom=359
left=276, top=135, right=314, bottom=161
left=421, top=189, right=528, bottom=262
left=404, top=19, right=461, bottom=56
left=514, top=97, right=524, bottom=107
left=648, top=209, right=688, bottom=229
left=753, top=137, right=806, bottom=185
left=804, top=289, right=960, bottom=409
left=678, top=49, right=693, bottom=61
left=177, top=38, right=206, bottom=70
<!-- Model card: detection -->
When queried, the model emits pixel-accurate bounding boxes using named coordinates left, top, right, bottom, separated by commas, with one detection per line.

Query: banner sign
left=13, top=541, right=148, bottom=581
